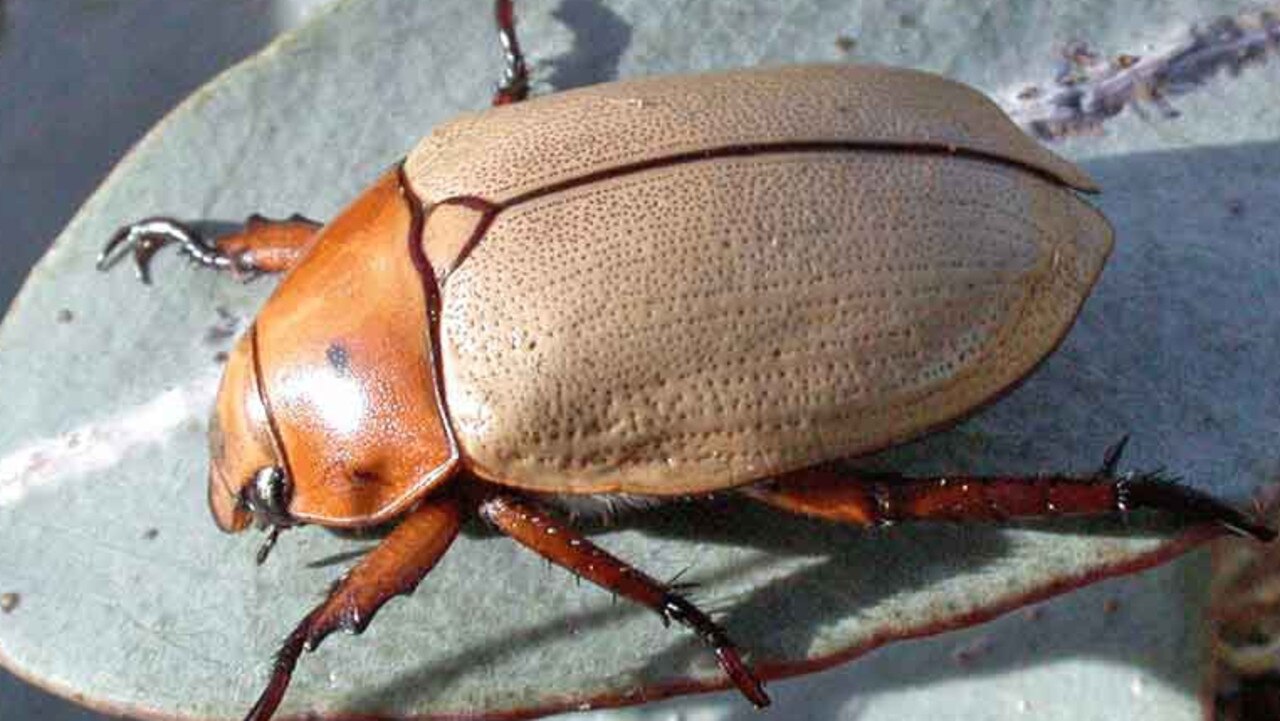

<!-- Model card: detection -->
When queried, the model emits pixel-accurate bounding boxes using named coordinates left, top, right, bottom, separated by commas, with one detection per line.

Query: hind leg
left=744, top=438, right=1273, bottom=541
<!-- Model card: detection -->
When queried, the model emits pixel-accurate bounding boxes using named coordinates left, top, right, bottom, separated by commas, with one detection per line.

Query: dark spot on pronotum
left=56, top=308, right=73, bottom=323
left=143, top=528, right=159, bottom=541
left=352, top=470, right=378, bottom=485
left=326, top=342, right=350, bottom=374
left=0, top=592, right=19, bottom=614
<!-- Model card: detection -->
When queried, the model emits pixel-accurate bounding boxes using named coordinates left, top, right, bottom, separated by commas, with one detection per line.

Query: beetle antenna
left=256, top=526, right=282, bottom=566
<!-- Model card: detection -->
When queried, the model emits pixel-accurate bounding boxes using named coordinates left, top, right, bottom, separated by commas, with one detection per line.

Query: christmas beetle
left=97, top=1, right=1273, bottom=719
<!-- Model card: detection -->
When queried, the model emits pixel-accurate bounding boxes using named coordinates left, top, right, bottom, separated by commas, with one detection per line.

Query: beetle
left=97, top=2, right=1273, bottom=719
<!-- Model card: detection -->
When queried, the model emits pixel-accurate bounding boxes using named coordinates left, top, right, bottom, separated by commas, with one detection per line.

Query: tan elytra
left=406, top=64, right=1113, bottom=495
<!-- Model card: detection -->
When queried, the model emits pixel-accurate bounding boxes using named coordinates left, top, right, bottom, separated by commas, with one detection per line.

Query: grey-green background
left=0, top=2, right=330, bottom=718
left=2, top=1, right=1277, bottom=720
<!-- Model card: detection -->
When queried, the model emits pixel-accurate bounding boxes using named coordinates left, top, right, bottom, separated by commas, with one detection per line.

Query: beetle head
left=207, top=326, right=292, bottom=534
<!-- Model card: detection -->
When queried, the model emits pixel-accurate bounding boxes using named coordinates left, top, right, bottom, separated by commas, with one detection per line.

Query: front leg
left=242, top=493, right=462, bottom=721
left=97, top=213, right=321, bottom=284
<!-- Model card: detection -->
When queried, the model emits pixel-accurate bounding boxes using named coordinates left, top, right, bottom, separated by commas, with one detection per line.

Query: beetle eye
left=244, top=465, right=293, bottom=526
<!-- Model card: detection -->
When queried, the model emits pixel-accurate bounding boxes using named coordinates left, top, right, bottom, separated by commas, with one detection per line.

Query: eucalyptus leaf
left=1, top=1, right=1278, bottom=720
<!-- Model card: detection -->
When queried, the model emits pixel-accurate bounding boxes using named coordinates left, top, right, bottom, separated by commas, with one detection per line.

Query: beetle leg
left=217, top=213, right=323, bottom=274
left=477, top=491, right=771, bottom=708
left=242, top=493, right=462, bottom=721
left=492, top=0, right=530, bottom=105
left=744, top=439, right=1275, bottom=542
left=97, top=213, right=320, bottom=284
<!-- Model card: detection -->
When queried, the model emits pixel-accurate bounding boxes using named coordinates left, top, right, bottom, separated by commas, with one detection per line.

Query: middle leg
left=476, top=490, right=771, bottom=708
left=491, top=0, right=531, bottom=105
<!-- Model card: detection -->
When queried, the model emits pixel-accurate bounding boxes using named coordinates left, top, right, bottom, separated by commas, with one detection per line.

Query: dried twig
left=1004, top=7, right=1280, bottom=141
